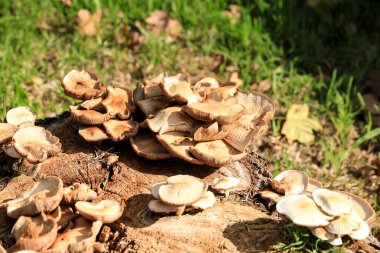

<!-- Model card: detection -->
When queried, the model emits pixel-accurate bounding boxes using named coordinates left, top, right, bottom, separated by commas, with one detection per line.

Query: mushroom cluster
left=0, top=107, right=61, bottom=163
left=2, top=176, right=124, bottom=252
left=61, top=69, right=139, bottom=142
left=131, top=73, right=275, bottom=167
left=260, top=170, right=376, bottom=246
left=148, top=175, right=240, bottom=216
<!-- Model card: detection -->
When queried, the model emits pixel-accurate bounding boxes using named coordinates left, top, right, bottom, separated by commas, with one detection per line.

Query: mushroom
left=325, top=212, right=361, bottom=235
left=193, top=77, right=219, bottom=90
left=0, top=123, right=18, bottom=144
left=158, top=175, right=208, bottom=216
left=276, top=195, right=333, bottom=227
left=190, top=191, right=216, bottom=210
left=78, top=126, right=110, bottom=142
left=305, top=178, right=323, bottom=193
left=151, top=182, right=167, bottom=199
left=101, top=86, right=135, bottom=119
left=191, top=122, right=228, bottom=141
left=61, top=69, right=104, bottom=100
left=160, top=73, right=197, bottom=104
left=136, top=96, right=175, bottom=117
left=12, top=126, right=61, bottom=164
left=79, top=97, right=104, bottom=110
left=6, top=107, right=36, bottom=126
left=69, top=105, right=110, bottom=125
left=156, top=132, right=204, bottom=165
left=56, top=205, right=76, bottom=230
left=310, top=227, right=336, bottom=241
left=202, top=85, right=237, bottom=102
left=9, top=212, right=58, bottom=252
left=349, top=219, right=370, bottom=240
left=337, top=191, right=376, bottom=225
left=133, top=83, right=145, bottom=103
left=63, top=183, right=97, bottom=205
left=312, top=189, right=354, bottom=216
left=46, top=206, right=62, bottom=224
left=75, top=200, right=124, bottom=223
left=4, top=144, right=22, bottom=159
left=4, top=176, right=63, bottom=218
left=258, top=189, right=284, bottom=203
left=189, top=140, right=247, bottom=167
left=148, top=199, right=181, bottom=214
left=130, top=131, right=171, bottom=160
left=144, top=83, right=164, bottom=98
left=270, top=170, right=309, bottom=195
left=103, top=119, right=139, bottom=141
left=211, top=176, right=240, bottom=198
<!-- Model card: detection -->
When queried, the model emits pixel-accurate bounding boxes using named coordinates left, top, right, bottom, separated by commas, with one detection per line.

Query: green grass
left=1, top=0, right=380, bottom=251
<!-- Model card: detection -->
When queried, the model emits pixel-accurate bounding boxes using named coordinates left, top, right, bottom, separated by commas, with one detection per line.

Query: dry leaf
left=251, top=79, right=271, bottom=92
left=77, top=9, right=102, bottom=36
left=223, top=4, right=242, bottom=24
left=229, top=71, right=243, bottom=88
left=145, top=10, right=168, bottom=35
left=60, top=0, right=71, bottom=7
left=281, top=104, right=322, bottom=144
left=166, top=19, right=183, bottom=42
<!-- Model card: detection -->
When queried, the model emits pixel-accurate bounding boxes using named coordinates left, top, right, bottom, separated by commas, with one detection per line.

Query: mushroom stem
left=176, top=206, right=186, bottom=216
left=225, top=190, right=230, bottom=198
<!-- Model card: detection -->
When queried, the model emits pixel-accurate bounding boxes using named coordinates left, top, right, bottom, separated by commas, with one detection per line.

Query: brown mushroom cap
left=61, top=69, right=104, bottom=100
left=4, top=176, right=63, bottom=218
left=103, top=119, right=139, bottom=141
left=235, top=91, right=275, bottom=124
left=9, top=213, right=58, bottom=252
left=133, top=83, right=145, bottom=103
left=12, top=126, right=61, bottom=164
left=190, top=191, right=216, bottom=210
left=312, top=189, right=354, bottom=216
left=310, top=227, right=335, bottom=241
left=211, top=176, right=241, bottom=191
left=0, top=123, right=18, bottom=144
left=101, top=86, right=135, bottom=119
left=189, top=140, right=246, bottom=167
left=337, top=191, right=376, bottom=225
left=146, top=106, right=199, bottom=135
left=258, top=189, right=284, bottom=203
left=191, top=122, right=228, bottom=141
left=193, top=77, right=219, bottom=90
left=156, top=132, right=204, bottom=165
left=144, top=83, right=164, bottom=98
left=6, top=107, right=36, bottom=126
left=70, top=105, right=110, bottom=125
left=202, top=86, right=237, bottom=102
left=136, top=96, right=175, bottom=117
left=79, top=96, right=104, bottom=110
left=63, top=183, right=97, bottom=205
left=158, top=175, right=208, bottom=206
left=130, top=131, right=171, bottom=160
left=272, top=170, right=309, bottom=195
left=148, top=200, right=180, bottom=214
left=182, top=100, right=245, bottom=124
left=78, top=126, right=110, bottom=142
left=160, top=75, right=197, bottom=104
left=276, top=195, right=333, bottom=227
left=75, top=200, right=124, bottom=223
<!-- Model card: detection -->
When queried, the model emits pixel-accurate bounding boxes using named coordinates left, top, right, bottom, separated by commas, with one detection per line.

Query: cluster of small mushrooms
left=1, top=176, right=123, bottom=252
left=148, top=175, right=240, bottom=216
left=62, top=69, right=275, bottom=167
left=259, top=170, right=376, bottom=246
left=0, top=107, right=61, bottom=163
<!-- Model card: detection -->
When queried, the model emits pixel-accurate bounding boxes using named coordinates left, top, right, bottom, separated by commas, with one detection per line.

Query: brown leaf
left=251, top=79, right=271, bottom=92
left=60, top=0, right=71, bottom=7
left=223, top=4, right=242, bottom=24
left=145, top=10, right=168, bottom=35
left=77, top=9, right=102, bottom=36
left=166, top=19, right=183, bottom=42
left=229, top=71, right=243, bottom=88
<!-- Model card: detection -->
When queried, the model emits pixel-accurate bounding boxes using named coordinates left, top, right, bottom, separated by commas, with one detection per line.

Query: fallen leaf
left=115, top=23, right=144, bottom=51
left=76, top=9, right=102, bottom=36
left=60, top=0, right=71, bottom=7
left=145, top=10, right=168, bottom=35
left=166, top=19, right=183, bottom=42
left=251, top=79, right=271, bottom=92
left=281, top=104, right=322, bottom=144
left=229, top=71, right=243, bottom=88
left=223, top=4, right=242, bottom=24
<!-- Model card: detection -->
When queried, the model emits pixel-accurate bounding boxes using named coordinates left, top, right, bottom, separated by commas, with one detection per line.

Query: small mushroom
left=61, top=69, right=104, bottom=100
left=191, top=122, right=228, bottom=141
left=136, top=96, right=175, bottom=117
left=130, top=131, right=171, bottom=160
left=4, top=144, right=22, bottom=159
left=12, top=126, right=61, bottom=164
left=325, top=212, right=361, bottom=235
left=190, top=191, right=216, bottom=210
left=160, top=73, right=197, bottom=104
left=148, top=199, right=180, bottom=214
left=78, top=126, right=110, bottom=142
left=310, top=227, right=336, bottom=241
left=312, top=189, right=354, bottom=216
left=276, top=195, right=333, bottom=227
left=202, top=85, right=237, bottom=102
left=0, top=123, right=18, bottom=144
left=158, top=175, right=208, bottom=216
left=9, top=212, right=58, bottom=252
left=79, top=97, right=104, bottom=110
left=211, top=176, right=240, bottom=198
left=75, top=200, right=124, bottom=223
left=189, top=140, right=247, bottom=167
left=63, top=183, right=97, bottom=205
left=258, top=189, right=284, bottom=203
left=271, top=170, right=309, bottom=195
left=101, top=86, right=135, bottom=119
left=6, top=107, right=36, bottom=126
left=103, top=119, right=139, bottom=141
left=151, top=182, right=167, bottom=199
left=326, top=236, right=343, bottom=246
left=193, top=77, right=219, bottom=90
left=69, top=105, right=110, bottom=125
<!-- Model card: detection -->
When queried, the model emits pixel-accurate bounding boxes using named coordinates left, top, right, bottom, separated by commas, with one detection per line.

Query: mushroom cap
left=9, top=213, right=58, bottom=252
left=312, top=189, right=354, bottom=216
left=151, top=182, right=167, bottom=199
left=310, top=227, right=335, bottom=241
left=6, top=107, right=36, bottom=126
left=61, top=69, right=104, bottom=100
left=306, top=178, right=323, bottom=193
left=63, top=183, right=97, bottom=205
left=349, top=219, right=370, bottom=240
left=78, top=126, right=110, bottom=142
left=103, top=119, right=139, bottom=142
left=144, top=83, right=164, bottom=98
left=272, top=170, right=309, bottom=195
left=56, top=205, right=76, bottom=231
left=156, top=132, right=205, bottom=165
left=4, top=144, right=22, bottom=159
left=130, top=131, right=171, bottom=160
left=235, top=91, right=275, bottom=124
left=158, top=175, right=208, bottom=206
left=4, top=176, right=63, bottom=218
left=69, top=105, right=110, bottom=125
left=202, top=86, right=237, bottom=102
left=276, top=195, right=333, bottom=227
left=146, top=106, right=199, bottom=135
left=101, top=86, right=135, bottom=119
left=212, top=176, right=240, bottom=191
left=326, top=237, right=343, bottom=246
left=12, top=126, right=61, bottom=164
left=148, top=200, right=180, bottom=214
left=191, top=191, right=216, bottom=210
left=258, top=189, right=283, bottom=203
left=146, top=72, right=168, bottom=85
left=160, top=76, right=197, bottom=104
left=325, top=212, right=361, bottom=235
left=182, top=100, right=245, bottom=124
left=337, top=191, right=376, bottom=225
left=189, top=140, right=247, bottom=167
left=133, top=83, right=145, bottom=103
left=0, top=123, right=18, bottom=144
left=79, top=96, right=104, bottom=110
left=192, top=122, right=228, bottom=141
left=75, top=200, right=124, bottom=223
left=193, top=77, right=219, bottom=90
left=136, top=96, right=175, bottom=117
